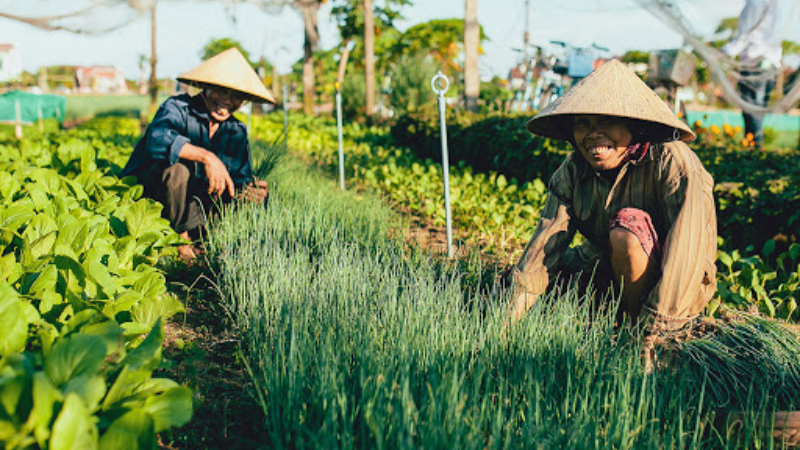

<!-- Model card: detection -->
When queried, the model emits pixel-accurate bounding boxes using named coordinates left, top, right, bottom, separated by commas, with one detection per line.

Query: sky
left=0, top=0, right=794, bottom=82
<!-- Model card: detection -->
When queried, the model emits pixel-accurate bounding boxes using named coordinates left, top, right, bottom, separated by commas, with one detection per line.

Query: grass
left=64, top=94, right=169, bottom=121
left=201, top=142, right=800, bottom=448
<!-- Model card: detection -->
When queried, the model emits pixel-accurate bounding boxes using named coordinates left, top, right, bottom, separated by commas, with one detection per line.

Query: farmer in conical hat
left=122, top=48, right=275, bottom=262
left=505, top=60, right=717, bottom=367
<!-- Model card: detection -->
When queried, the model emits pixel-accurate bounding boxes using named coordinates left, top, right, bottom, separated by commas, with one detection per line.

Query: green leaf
left=131, top=295, right=185, bottom=328
left=85, top=259, right=115, bottom=297
left=28, top=264, right=58, bottom=296
left=98, top=409, right=156, bottom=450
left=120, top=322, right=152, bottom=338
left=0, top=253, right=16, bottom=283
left=0, top=201, right=35, bottom=230
left=0, top=285, right=29, bottom=355
left=763, top=239, right=776, bottom=258
left=55, top=254, right=87, bottom=293
left=39, top=291, right=63, bottom=315
left=718, top=251, right=733, bottom=269
left=32, top=371, right=64, bottom=447
left=50, top=393, right=99, bottom=450
left=103, top=291, right=144, bottom=318
left=0, top=365, right=27, bottom=420
left=132, top=271, right=166, bottom=298
left=60, top=309, right=102, bottom=338
left=142, top=385, right=193, bottom=432
left=63, top=374, right=107, bottom=412
left=790, top=243, right=800, bottom=262
left=44, top=334, right=107, bottom=387
left=122, top=319, right=164, bottom=372
left=80, top=320, right=124, bottom=356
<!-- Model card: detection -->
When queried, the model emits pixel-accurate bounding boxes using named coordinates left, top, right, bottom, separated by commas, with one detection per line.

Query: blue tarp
left=0, top=90, right=67, bottom=124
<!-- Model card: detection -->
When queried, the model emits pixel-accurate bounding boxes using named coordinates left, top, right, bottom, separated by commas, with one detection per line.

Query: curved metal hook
left=431, top=71, right=450, bottom=96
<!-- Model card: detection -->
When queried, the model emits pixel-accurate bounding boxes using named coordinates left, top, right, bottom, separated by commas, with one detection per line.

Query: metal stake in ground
left=431, top=71, right=454, bottom=258
left=282, top=84, right=289, bottom=145
left=335, top=82, right=345, bottom=190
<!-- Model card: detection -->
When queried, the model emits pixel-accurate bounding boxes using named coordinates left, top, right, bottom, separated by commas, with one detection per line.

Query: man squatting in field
left=121, top=48, right=274, bottom=261
left=504, top=60, right=718, bottom=370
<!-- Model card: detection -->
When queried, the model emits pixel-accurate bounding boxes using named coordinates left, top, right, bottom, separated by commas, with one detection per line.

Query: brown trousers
left=136, top=160, right=231, bottom=234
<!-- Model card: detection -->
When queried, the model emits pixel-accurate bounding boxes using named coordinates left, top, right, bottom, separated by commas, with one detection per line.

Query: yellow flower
left=694, top=120, right=703, bottom=128
left=710, top=125, right=721, bottom=135
left=723, top=123, right=733, bottom=136
left=741, top=139, right=749, bottom=146
left=733, top=126, right=742, bottom=134
left=745, top=132, right=754, bottom=141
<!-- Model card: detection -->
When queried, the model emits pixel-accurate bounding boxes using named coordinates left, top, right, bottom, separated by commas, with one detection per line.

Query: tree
left=295, top=0, right=324, bottom=114
left=363, top=0, right=375, bottom=115
left=201, top=37, right=251, bottom=61
left=237, top=0, right=324, bottom=114
left=148, top=1, right=158, bottom=111
left=463, top=0, right=479, bottom=112
left=330, top=0, right=410, bottom=116
left=392, top=18, right=487, bottom=77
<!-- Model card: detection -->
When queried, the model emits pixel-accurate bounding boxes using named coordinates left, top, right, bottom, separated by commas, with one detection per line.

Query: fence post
left=431, top=71, right=454, bottom=258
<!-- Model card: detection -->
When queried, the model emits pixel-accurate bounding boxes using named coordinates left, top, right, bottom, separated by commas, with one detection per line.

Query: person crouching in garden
left=121, top=48, right=274, bottom=262
left=504, top=60, right=717, bottom=370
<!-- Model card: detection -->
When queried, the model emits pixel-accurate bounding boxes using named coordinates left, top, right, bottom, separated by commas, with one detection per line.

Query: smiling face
left=572, top=115, right=633, bottom=171
left=202, top=86, right=246, bottom=122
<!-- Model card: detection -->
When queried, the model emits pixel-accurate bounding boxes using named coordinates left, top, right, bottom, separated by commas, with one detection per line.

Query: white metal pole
left=335, top=83, right=345, bottom=190
left=431, top=71, right=453, bottom=258
left=14, top=100, right=22, bottom=139
left=282, top=84, right=289, bottom=143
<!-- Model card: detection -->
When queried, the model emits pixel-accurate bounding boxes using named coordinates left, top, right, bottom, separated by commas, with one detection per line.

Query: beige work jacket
left=511, top=141, right=717, bottom=331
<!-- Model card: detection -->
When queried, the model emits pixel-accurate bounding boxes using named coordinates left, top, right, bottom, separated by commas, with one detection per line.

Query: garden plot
left=205, top=149, right=800, bottom=449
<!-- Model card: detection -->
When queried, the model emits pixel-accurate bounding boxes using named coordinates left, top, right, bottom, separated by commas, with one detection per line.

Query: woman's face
left=202, top=86, right=245, bottom=122
left=572, top=115, right=633, bottom=171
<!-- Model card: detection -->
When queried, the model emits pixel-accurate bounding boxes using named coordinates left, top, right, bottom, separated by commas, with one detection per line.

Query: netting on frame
left=0, top=0, right=153, bottom=34
left=635, top=0, right=800, bottom=115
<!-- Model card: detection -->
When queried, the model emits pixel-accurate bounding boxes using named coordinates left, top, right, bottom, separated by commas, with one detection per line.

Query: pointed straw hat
left=177, top=47, right=276, bottom=104
left=526, top=59, right=695, bottom=142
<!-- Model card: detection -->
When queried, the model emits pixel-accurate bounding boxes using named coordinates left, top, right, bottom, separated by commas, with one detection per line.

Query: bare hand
left=203, top=153, right=235, bottom=197
left=239, top=179, right=269, bottom=203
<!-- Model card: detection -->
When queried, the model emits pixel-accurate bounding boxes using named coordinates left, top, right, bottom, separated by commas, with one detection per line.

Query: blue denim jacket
left=121, top=93, right=254, bottom=187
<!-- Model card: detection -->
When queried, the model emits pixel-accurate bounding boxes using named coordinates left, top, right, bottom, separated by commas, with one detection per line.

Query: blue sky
left=0, top=0, right=784, bottom=81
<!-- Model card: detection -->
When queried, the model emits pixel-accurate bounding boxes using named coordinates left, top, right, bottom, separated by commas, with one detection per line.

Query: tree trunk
left=149, top=1, right=158, bottom=112
left=464, top=0, right=479, bottom=112
left=294, top=0, right=321, bottom=115
left=302, top=40, right=315, bottom=115
left=363, top=0, right=376, bottom=116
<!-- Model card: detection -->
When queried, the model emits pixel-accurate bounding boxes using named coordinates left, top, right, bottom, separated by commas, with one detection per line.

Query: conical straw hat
left=526, top=59, right=694, bottom=142
left=177, top=47, right=276, bottom=104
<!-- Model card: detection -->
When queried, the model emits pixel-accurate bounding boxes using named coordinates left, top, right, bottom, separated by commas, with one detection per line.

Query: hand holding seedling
left=239, top=179, right=269, bottom=203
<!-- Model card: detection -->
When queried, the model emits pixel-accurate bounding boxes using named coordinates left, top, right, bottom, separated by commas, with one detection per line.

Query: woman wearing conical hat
left=505, top=60, right=717, bottom=368
left=121, top=48, right=275, bottom=262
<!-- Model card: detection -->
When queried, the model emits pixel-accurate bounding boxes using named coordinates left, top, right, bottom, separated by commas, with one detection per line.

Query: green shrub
left=390, top=109, right=571, bottom=184
left=388, top=53, right=439, bottom=116
left=341, top=71, right=366, bottom=120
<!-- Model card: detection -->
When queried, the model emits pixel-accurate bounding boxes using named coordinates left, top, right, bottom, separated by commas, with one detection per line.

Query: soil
left=156, top=260, right=268, bottom=450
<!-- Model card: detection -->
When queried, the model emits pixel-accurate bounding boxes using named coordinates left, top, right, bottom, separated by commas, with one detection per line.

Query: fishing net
left=0, top=0, right=153, bottom=34
left=635, top=0, right=800, bottom=115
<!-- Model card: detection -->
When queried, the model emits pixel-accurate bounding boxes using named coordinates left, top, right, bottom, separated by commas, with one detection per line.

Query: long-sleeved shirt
left=121, top=93, right=254, bottom=186
left=511, top=141, right=717, bottom=331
